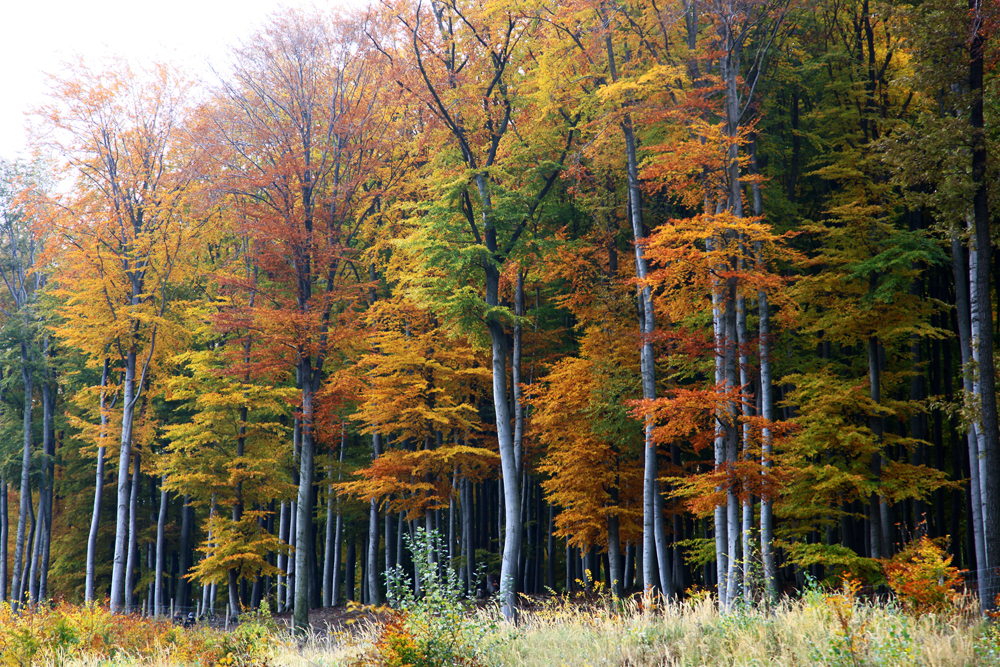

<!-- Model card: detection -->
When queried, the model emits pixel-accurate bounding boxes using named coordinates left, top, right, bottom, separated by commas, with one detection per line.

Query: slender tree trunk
left=711, top=246, right=728, bottom=606
left=28, top=493, right=43, bottom=605
left=462, top=476, right=474, bottom=592
left=1, top=479, right=7, bottom=602
left=294, top=371, right=318, bottom=630
left=738, top=288, right=753, bottom=602
left=125, top=451, right=141, bottom=610
left=608, top=513, right=623, bottom=597
left=38, top=347, right=54, bottom=602
left=11, top=342, right=33, bottom=612
left=724, top=282, right=741, bottom=606
left=368, top=433, right=383, bottom=606
left=155, top=476, right=167, bottom=617
left=20, top=498, right=36, bottom=606
left=969, top=11, right=999, bottom=610
left=110, top=349, right=138, bottom=613
left=86, top=358, right=111, bottom=604
left=953, top=234, right=987, bottom=585
left=323, top=483, right=335, bottom=608
left=177, top=494, right=193, bottom=610
left=278, top=502, right=288, bottom=611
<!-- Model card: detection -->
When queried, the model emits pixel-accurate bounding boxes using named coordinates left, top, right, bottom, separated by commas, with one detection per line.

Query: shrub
left=882, top=536, right=964, bottom=616
left=359, top=528, right=499, bottom=667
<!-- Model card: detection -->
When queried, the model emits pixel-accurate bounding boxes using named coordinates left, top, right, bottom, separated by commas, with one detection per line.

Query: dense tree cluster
left=1, top=0, right=999, bottom=630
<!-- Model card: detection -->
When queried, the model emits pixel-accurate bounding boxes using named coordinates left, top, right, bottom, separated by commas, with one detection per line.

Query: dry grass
left=34, top=592, right=1000, bottom=667
left=490, top=592, right=993, bottom=667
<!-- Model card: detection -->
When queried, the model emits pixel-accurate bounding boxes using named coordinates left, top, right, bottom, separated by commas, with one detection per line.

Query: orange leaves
left=533, top=353, right=643, bottom=549
left=882, top=536, right=965, bottom=615
left=338, top=444, right=499, bottom=517
left=353, top=298, right=491, bottom=442
left=644, top=211, right=799, bottom=322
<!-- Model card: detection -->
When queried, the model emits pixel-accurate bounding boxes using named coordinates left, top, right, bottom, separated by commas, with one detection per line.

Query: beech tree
left=40, top=59, right=197, bottom=613
left=197, top=8, right=400, bottom=630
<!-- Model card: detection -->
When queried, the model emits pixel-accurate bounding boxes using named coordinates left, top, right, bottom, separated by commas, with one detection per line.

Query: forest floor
left=265, top=591, right=1000, bottom=667
left=10, top=591, right=1000, bottom=666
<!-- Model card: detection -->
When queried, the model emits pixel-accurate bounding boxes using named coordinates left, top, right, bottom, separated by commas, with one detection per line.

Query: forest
left=0, top=0, right=997, bottom=635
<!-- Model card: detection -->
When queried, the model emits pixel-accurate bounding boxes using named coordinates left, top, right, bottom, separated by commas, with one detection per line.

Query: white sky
left=0, top=0, right=362, bottom=159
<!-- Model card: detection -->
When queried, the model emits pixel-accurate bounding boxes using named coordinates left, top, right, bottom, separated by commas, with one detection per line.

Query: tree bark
left=125, top=451, right=141, bottom=610
left=86, top=358, right=111, bottom=604
left=970, top=5, right=999, bottom=610
left=177, top=494, right=193, bottom=610
left=1, top=479, right=7, bottom=602
left=110, top=349, right=138, bottom=613
left=155, top=476, right=168, bottom=616
left=367, top=432, right=383, bottom=606
left=11, top=342, right=32, bottom=612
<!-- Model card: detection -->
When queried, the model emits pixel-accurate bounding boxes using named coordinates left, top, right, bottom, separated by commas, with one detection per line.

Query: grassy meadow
left=8, top=586, right=1000, bottom=667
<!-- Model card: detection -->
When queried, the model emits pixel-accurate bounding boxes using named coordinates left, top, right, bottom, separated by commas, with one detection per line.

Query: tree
left=197, top=9, right=400, bottom=630
left=379, top=0, right=577, bottom=619
left=41, top=58, right=198, bottom=613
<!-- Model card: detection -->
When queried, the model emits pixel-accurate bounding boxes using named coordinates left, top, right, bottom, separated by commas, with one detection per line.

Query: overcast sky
left=1, top=0, right=360, bottom=159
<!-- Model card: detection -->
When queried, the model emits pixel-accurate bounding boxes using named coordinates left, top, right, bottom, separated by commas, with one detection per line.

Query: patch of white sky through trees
left=0, top=0, right=362, bottom=158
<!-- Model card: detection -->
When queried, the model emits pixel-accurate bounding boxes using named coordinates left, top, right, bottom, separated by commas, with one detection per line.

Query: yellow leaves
left=353, top=297, right=490, bottom=441
left=190, top=514, right=290, bottom=585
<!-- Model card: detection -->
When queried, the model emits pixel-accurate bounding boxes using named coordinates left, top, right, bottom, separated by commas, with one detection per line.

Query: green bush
left=362, top=527, right=499, bottom=667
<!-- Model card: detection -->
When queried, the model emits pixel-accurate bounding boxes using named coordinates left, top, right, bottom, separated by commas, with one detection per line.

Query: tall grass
left=284, top=590, right=998, bottom=667
left=15, top=589, right=1000, bottom=666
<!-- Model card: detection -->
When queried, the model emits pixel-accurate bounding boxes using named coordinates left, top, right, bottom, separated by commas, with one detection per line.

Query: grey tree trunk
left=294, top=371, right=318, bottom=630
left=86, top=358, right=111, bottom=604
left=969, top=14, right=999, bottom=611
left=125, top=451, right=142, bottom=610
left=1, top=479, right=7, bottom=601
left=323, top=484, right=335, bottom=608
left=750, top=138, right=777, bottom=599
left=367, top=432, right=383, bottom=606
left=11, top=343, right=32, bottom=612
left=330, top=436, right=344, bottom=607
left=38, top=348, right=54, bottom=602
left=110, top=349, right=138, bottom=613
left=28, top=494, right=43, bottom=604
left=737, top=289, right=753, bottom=602
left=155, top=475, right=168, bottom=616
left=970, top=246, right=989, bottom=530
left=711, top=249, right=728, bottom=606
left=277, top=502, right=288, bottom=611
left=178, top=494, right=193, bottom=610
left=20, top=499, right=36, bottom=606
left=952, top=232, right=987, bottom=599
left=724, top=284, right=741, bottom=606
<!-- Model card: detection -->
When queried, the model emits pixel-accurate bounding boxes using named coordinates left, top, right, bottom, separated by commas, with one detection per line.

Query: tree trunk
left=970, top=9, right=999, bottom=610
left=294, top=371, right=318, bottom=631
left=323, top=484, right=335, bottom=608
left=38, top=347, right=55, bottom=602
left=125, top=451, right=141, bottom=610
left=711, top=251, right=728, bottom=606
left=178, top=494, right=193, bottom=610
left=11, top=342, right=32, bottom=612
left=1, top=479, right=7, bottom=602
left=86, top=358, right=111, bottom=604
left=110, top=349, right=138, bottom=613
left=367, top=432, right=383, bottom=606
left=155, top=476, right=168, bottom=616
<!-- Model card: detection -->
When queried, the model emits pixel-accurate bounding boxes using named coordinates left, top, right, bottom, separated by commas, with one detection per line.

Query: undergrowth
left=0, top=600, right=285, bottom=667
